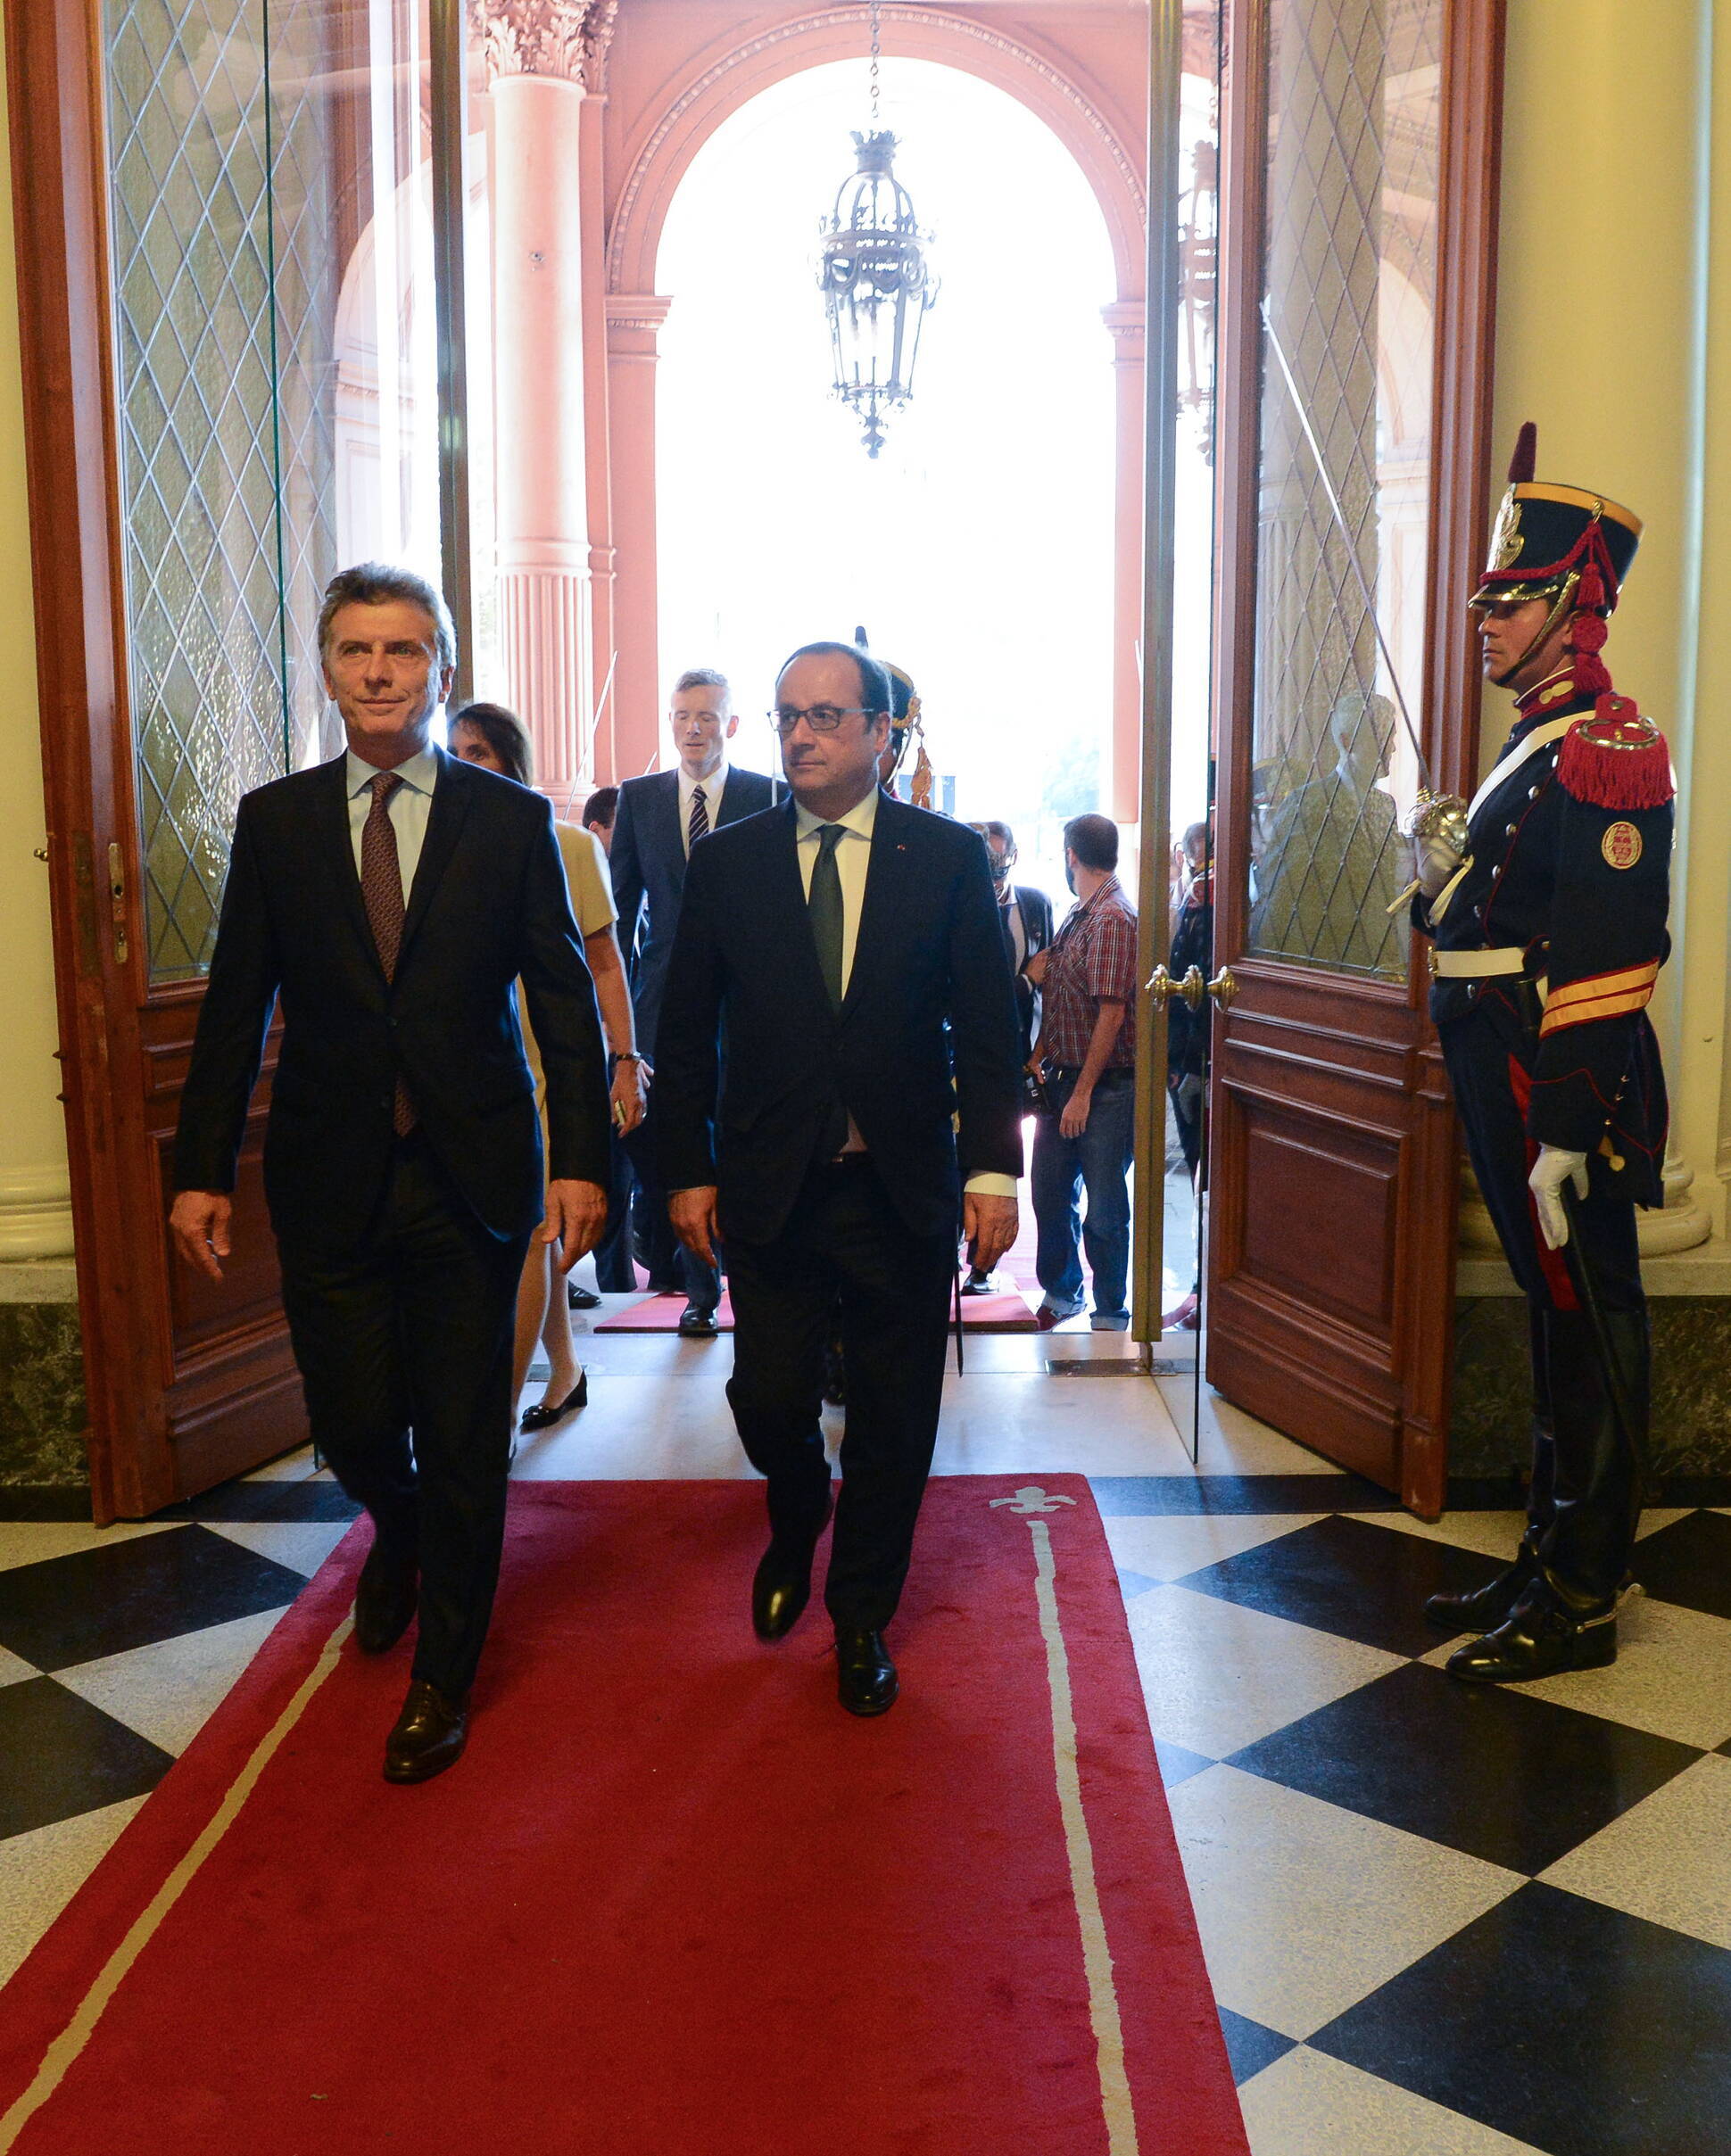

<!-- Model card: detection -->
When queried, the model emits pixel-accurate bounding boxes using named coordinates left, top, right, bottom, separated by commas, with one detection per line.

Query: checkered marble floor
left=3, top=1341, right=1729, bottom=2153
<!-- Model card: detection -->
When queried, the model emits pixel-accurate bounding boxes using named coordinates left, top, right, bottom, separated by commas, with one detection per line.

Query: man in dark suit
left=609, top=668, right=776, bottom=1334
left=170, top=564, right=609, bottom=1784
left=657, top=642, right=1023, bottom=1715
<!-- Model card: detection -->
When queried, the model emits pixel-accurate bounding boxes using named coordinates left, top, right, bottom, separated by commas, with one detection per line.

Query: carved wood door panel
left=11, top=0, right=450, bottom=1518
left=1205, top=0, right=1503, bottom=1512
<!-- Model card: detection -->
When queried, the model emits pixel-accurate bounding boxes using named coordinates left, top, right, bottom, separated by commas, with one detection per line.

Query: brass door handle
left=1147, top=965, right=1210, bottom=1011
left=1206, top=966, right=1238, bottom=1011
left=1146, top=965, right=1176, bottom=1006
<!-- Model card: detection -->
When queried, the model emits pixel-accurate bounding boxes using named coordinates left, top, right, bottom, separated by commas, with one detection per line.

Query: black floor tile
left=1628, top=1509, right=1731, bottom=1620
left=1089, top=1474, right=1403, bottom=1516
left=0, top=1677, right=173, bottom=1838
left=0, top=1488, right=95, bottom=1522
left=1172, top=1514, right=1512, bottom=1657
left=1217, top=2006, right=1294, bottom=2086
left=167, top=1480, right=360, bottom=1524
left=1115, top=1565, right=1162, bottom=1598
left=1313, top=1881, right=1731, bottom=2156
left=0, top=1525, right=307, bottom=1672
left=1228, top=1660, right=1701, bottom=1875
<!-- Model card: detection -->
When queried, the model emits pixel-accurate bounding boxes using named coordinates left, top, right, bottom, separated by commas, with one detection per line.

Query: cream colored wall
left=1491, top=0, right=1728, bottom=1239
left=0, top=5, right=71, bottom=1262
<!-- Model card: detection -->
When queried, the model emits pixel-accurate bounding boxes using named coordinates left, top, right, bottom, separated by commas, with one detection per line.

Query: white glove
left=1528, top=1145, right=1589, bottom=1251
left=1415, top=830, right=1467, bottom=901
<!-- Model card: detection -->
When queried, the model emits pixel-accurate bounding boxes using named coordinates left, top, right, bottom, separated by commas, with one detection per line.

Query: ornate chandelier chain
left=868, top=0, right=882, bottom=124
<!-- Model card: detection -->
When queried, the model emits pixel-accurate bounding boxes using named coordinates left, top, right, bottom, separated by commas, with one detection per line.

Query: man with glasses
left=656, top=642, right=1023, bottom=1716
left=609, top=669, right=775, bottom=1333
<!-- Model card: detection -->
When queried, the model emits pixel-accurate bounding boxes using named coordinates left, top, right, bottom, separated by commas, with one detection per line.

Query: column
left=475, top=2, right=613, bottom=812
left=1490, top=0, right=1719, bottom=1250
left=1102, top=299, right=1146, bottom=825
left=578, top=79, right=617, bottom=782
left=605, top=294, right=673, bottom=783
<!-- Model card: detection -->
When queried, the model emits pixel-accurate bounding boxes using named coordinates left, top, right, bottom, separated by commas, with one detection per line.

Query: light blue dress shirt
left=344, top=744, right=438, bottom=906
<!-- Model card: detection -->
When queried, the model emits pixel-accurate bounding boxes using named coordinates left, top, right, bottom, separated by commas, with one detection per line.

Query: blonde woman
left=450, top=704, right=648, bottom=1431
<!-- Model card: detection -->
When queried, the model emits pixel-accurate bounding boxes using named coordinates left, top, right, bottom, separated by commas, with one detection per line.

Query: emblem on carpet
left=0, top=1478, right=1245, bottom=2154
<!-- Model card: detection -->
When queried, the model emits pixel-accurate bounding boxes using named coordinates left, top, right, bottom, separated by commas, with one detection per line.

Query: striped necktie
left=687, top=783, right=709, bottom=853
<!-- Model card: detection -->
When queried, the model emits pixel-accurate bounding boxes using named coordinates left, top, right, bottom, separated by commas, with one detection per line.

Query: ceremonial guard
left=1415, top=424, right=1672, bottom=1682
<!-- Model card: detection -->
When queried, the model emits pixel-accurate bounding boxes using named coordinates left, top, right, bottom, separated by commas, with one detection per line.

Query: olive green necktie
left=808, top=824, right=846, bottom=1010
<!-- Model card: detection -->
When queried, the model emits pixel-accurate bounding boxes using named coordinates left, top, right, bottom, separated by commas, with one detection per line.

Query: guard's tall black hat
left=854, top=623, right=920, bottom=772
left=1470, top=422, right=1642, bottom=613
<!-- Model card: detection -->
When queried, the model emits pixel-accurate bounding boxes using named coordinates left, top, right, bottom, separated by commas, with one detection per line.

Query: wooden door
left=9, top=0, right=455, bottom=1520
left=1205, top=0, right=1503, bottom=1513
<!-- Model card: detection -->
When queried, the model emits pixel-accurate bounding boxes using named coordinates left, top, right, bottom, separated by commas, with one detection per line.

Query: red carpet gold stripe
left=1006, top=1491, right=1139, bottom=2153
left=0, top=1615, right=353, bottom=2152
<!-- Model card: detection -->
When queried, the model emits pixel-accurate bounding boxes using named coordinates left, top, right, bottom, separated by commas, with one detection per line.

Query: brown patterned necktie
left=360, top=771, right=415, bottom=1136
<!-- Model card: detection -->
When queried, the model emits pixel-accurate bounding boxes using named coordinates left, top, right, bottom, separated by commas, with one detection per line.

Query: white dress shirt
left=678, top=757, right=729, bottom=855
left=794, top=784, right=1015, bottom=1195
left=345, top=744, right=438, bottom=905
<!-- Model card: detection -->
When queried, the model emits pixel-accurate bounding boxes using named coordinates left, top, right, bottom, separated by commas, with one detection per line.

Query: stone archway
left=598, top=4, right=1155, bottom=801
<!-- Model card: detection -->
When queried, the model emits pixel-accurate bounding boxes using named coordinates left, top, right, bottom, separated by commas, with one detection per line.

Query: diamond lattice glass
left=1246, top=0, right=1442, bottom=979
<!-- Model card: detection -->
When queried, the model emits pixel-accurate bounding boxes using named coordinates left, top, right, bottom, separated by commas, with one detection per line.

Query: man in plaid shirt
left=1024, top=814, right=1139, bottom=1329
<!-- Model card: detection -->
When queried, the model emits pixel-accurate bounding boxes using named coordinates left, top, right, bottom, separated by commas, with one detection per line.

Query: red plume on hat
left=1508, top=421, right=1537, bottom=484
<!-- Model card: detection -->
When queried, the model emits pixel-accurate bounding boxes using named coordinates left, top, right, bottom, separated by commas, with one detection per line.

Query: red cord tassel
left=1557, top=696, right=1675, bottom=810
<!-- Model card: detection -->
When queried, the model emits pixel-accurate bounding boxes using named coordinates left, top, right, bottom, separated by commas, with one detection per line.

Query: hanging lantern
left=817, top=5, right=935, bottom=458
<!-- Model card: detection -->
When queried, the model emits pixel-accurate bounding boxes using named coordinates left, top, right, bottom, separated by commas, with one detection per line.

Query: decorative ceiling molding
left=608, top=5, right=1147, bottom=293
left=469, top=0, right=617, bottom=92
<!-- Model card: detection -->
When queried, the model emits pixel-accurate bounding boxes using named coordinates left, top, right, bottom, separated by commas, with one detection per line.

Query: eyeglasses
left=766, top=705, right=873, bottom=736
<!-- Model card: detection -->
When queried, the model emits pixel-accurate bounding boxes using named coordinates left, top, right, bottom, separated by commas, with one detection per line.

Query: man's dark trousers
left=278, top=1131, right=528, bottom=1698
left=725, top=1157, right=954, bottom=1627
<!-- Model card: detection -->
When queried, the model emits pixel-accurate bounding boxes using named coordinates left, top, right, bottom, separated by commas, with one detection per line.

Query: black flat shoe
left=752, top=1497, right=834, bottom=1642
left=835, top=1626, right=899, bottom=1717
left=383, top=1680, right=469, bottom=1784
left=959, top=1271, right=997, bottom=1297
left=353, top=1537, right=418, bottom=1655
left=1446, top=1578, right=1618, bottom=1684
left=677, top=1305, right=719, bottom=1339
left=519, top=1370, right=588, bottom=1433
left=567, top=1282, right=602, bottom=1311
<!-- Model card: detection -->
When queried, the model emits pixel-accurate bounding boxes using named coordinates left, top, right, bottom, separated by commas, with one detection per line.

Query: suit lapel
left=319, top=753, right=385, bottom=980
left=398, top=746, right=472, bottom=967
left=654, top=769, right=685, bottom=893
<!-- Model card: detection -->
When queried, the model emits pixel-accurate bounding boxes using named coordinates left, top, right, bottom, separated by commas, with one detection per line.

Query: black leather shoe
left=677, top=1304, right=719, bottom=1339
left=835, top=1627, right=899, bottom=1717
left=1446, top=1578, right=1617, bottom=1684
left=567, top=1282, right=602, bottom=1311
left=1424, top=1535, right=1541, bottom=1634
left=752, top=1498, right=833, bottom=1642
left=383, top=1680, right=469, bottom=1784
left=519, top=1369, right=588, bottom=1432
left=353, top=1538, right=418, bottom=1655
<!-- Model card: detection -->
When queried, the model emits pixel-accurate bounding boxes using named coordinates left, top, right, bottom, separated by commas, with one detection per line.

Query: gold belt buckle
left=1426, top=948, right=1440, bottom=979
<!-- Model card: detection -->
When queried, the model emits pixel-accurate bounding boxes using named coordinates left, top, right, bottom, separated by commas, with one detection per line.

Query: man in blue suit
left=609, top=669, right=776, bottom=1334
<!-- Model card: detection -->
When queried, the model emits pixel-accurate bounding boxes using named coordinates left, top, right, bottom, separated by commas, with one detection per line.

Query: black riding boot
left=1447, top=1304, right=1649, bottom=1683
left=1424, top=1308, right=1555, bottom=1634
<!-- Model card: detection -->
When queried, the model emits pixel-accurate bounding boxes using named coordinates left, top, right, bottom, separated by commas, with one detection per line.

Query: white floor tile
left=1238, top=2045, right=1548, bottom=2155
left=204, top=1519, right=356, bottom=1580
left=1354, top=1510, right=1529, bottom=1562
left=1169, top=1766, right=1521, bottom=2042
left=0, top=1643, right=37, bottom=1689
left=1127, top=1585, right=1404, bottom=1759
left=242, top=1446, right=333, bottom=1483
left=1542, top=1754, right=1731, bottom=1950
left=0, top=1797, right=148, bottom=1988
left=1634, top=1507, right=1695, bottom=1541
left=1156, top=1383, right=1344, bottom=1475
left=54, top=1608, right=287, bottom=1756
left=0, top=1521, right=178, bottom=1573
left=1417, top=1593, right=1731, bottom=1751
left=1104, top=1514, right=1325, bottom=1585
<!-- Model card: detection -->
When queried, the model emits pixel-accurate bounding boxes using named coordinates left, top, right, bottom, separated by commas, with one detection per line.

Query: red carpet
left=0, top=1479, right=1246, bottom=2155
left=595, top=1284, right=1037, bottom=1332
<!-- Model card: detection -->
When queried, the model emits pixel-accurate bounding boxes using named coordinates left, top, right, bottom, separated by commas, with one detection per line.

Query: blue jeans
left=1031, top=1068, right=1134, bottom=1325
